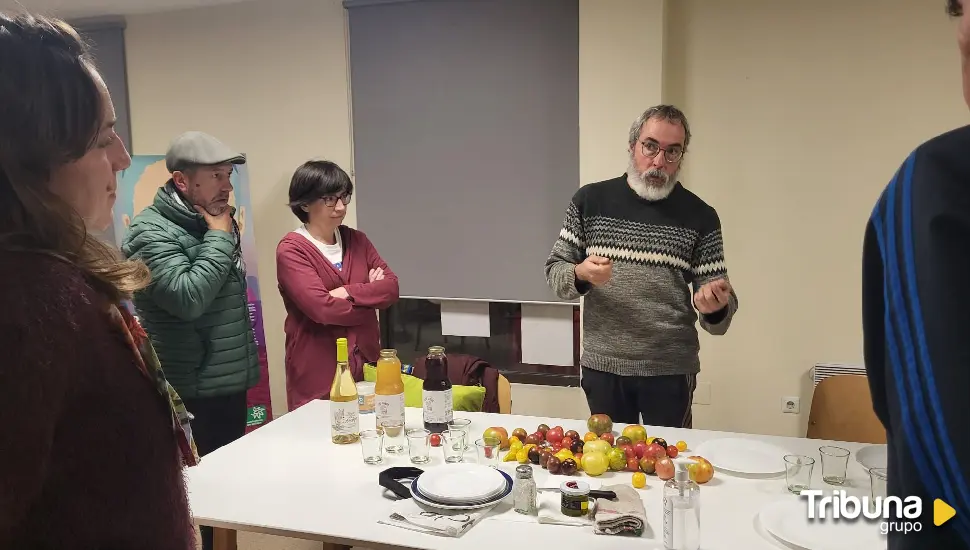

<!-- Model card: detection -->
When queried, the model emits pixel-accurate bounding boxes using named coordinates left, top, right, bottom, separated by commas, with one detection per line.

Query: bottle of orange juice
left=374, top=349, right=405, bottom=433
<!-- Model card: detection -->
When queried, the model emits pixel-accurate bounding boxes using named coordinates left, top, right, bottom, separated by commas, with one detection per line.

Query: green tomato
left=607, top=447, right=627, bottom=471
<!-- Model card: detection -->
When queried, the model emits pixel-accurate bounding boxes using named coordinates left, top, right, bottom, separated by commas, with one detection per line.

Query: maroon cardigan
left=0, top=251, right=194, bottom=549
left=276, top=226, right=399, bottom=410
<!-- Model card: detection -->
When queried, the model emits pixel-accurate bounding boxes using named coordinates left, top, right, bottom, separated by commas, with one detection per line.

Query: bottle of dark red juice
left=422, top=345, right=453, bottom=433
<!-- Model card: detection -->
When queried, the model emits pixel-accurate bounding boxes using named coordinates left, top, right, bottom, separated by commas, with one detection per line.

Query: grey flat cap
left=165, top=131, right=246, bottom=172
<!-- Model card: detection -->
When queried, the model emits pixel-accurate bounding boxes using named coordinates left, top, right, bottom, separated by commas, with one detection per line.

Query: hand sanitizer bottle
left=663, top=459, right=700, bottom=550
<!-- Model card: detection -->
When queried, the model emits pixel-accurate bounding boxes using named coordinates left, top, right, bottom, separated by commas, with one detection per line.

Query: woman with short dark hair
left=0, top=12, right=196, bottom=548
left=277, top=160, right=399, bottom=409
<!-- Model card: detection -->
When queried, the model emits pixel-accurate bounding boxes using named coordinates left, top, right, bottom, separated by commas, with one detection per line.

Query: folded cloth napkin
left=593, top=484, right=646, bottom=536
left=379, top=498, right=494, bottom=537
left=537, top=490, right=595, bottom=527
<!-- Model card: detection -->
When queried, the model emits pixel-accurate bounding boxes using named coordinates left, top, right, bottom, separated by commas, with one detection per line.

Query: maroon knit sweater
left=0, top=251, right=195, bottom=549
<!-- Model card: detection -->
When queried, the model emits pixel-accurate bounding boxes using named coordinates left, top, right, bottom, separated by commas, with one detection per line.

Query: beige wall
left=126, top=0, right=353, bottom=413
left=125, top=0, right=967, bottom=436
left=665, top=0, right=966, bottom=435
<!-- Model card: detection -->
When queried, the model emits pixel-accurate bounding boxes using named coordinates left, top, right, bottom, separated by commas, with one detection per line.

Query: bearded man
left=545, top=105, right=737, bottom=428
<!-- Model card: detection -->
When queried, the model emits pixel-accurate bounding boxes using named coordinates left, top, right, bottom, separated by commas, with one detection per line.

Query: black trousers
left=182, top=392, right=248, bottom=550
left=580, top=367, right=697, bottom=428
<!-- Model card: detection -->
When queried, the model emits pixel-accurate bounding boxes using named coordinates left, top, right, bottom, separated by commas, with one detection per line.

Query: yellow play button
left=934, top=499, right=956, bottom=527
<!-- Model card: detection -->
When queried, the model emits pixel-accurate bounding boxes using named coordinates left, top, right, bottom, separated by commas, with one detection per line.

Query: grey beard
left=627, top=158, right=678, bottom=201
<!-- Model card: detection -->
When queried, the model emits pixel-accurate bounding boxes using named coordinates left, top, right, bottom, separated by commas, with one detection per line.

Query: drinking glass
left=784, top=454, right=815, bottom=494
left=448, top=418, right=473, bottom=451
left=360, top=429, right=384, bottom=465
left=407, top=428, right=431, bottom=465
left=442, top=429, right=466, bottom=463
left=476, top=437, right=501, bottom=466
left=869, top=467, right=888, bottom=514
left=819, top=446, right=850, bottom=485
left=383, top=421, right=406, bottom=454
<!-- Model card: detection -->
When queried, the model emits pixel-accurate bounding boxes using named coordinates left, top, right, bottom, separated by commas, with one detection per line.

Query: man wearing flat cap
left=122, top=132, right=258, bottom=548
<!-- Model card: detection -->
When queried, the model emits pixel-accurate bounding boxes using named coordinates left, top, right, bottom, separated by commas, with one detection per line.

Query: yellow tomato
left=583, top=432, right=598, bottom=442
left=676, top=440, right=688, bottom=452
left=516, top=447, right=530, bottom=464
left=632, top=472, right=647, bottom=489
left=581, top=451, right=609, bottom=476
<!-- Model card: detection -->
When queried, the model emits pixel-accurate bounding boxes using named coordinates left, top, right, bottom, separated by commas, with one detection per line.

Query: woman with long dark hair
left=0, top=12, right=197, bottom=548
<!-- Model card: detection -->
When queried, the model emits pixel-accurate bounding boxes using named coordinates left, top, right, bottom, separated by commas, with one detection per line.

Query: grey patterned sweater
left=544, top=176, right=738, bottom=377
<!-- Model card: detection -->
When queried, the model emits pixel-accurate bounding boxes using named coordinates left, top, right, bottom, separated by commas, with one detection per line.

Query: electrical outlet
left=782, top=396, right=800, bottom=414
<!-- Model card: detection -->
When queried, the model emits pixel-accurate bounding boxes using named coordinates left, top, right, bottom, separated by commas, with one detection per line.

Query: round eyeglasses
left=640, top=140, right=684, bottom=163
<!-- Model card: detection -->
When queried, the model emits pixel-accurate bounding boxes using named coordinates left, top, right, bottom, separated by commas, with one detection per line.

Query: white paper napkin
left=379, top=498, right=495, bottom=537
left=537, top=490, right=595, bottom=527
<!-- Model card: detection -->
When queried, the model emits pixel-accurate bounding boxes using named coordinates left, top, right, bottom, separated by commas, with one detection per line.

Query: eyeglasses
left=640, top=140, right=684, bottom=163
left=321, top=194, right=352, bottom=208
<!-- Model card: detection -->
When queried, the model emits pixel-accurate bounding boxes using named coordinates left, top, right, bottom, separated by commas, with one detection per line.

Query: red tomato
left=634, top=441, right=649, bottom=459
left=599, top=432, right=615, bottom=446
left=546, top=427, right=565, bottom=445
left=626, top=457, right=641, bottom=472
left=621, top=444, right=636, bottom=459
left=560, top=436, right=574, bottom=449
left=666, top=445, right=679, bottom=458
left=430, top=433, right=442, bottom=447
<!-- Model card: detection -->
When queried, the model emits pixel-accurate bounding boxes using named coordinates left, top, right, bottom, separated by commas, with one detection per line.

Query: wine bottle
left=330, top=338, right=360, bottom=444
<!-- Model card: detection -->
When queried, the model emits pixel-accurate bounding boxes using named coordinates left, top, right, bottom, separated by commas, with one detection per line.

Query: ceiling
left=0, top=0, right=255, bottom=19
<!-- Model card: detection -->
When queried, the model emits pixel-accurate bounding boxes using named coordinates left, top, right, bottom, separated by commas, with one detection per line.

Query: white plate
left=416, top=463, right=508, bottom=503
left=759, top=498, right=887, bottom=550
left=856, top=445, right=887, bottom=471
left=410, top=470, right=512, bottom=510
left=694, top=438, right=791, bottom=475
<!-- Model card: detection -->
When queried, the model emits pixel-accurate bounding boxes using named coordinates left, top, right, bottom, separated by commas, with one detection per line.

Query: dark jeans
left=182, top=392, right=248, bottom=550
left=580, top=367, right=697, bottom=428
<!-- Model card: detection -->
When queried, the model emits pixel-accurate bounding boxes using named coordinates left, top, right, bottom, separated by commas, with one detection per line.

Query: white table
left=187, top=401, right=880, bottom=550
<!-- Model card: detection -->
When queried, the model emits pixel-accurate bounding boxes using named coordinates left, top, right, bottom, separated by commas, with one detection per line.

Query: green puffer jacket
left=121, top=182, right=259, bottom=399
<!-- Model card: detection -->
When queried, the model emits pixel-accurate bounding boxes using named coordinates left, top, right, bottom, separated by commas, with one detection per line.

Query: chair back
left=497, top=374, right=512, bottom=414
left=806, top=375, right=886, bottom=444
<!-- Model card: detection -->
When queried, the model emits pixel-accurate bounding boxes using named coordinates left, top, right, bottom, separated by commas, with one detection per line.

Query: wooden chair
left=806, top=375, right=886, bottom=444
left=497, top=373, right=512, bottom=414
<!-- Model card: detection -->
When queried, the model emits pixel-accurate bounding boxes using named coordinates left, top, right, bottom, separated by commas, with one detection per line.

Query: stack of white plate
left=410, top=464, right=513, bottom=510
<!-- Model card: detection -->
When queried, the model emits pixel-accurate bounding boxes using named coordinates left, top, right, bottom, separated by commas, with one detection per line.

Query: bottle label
left=331, top=400, right=359, bottom=436
left=423, top=388, right=454, bottom=424
left=375, top=392, right=405, bottom=428
left=662, top=494, right=673, bottom=548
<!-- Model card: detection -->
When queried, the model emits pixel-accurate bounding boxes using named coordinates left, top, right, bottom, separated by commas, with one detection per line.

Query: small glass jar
left=513, top=465, right=537, bottom=515
left=560, top=480, right=591, bottom=517
left=356, top=381, right=375, bottom=414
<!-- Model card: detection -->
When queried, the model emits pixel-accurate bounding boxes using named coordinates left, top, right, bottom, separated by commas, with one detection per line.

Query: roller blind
left=345, top=0, right=579, bottom=303
left=76, top=21, right=132, bottom=150
left=76, top=19, right=131, bottom=246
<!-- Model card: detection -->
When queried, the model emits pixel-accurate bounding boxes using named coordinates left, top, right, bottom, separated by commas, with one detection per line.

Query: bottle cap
left=515, top=465, right=534, bottom=479
left=428, top=345, right=446, bottom=355
left=672, top=457, right=695, bottom=482
left=336, top=338, right=349, bottom=362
